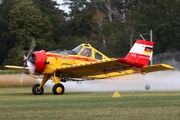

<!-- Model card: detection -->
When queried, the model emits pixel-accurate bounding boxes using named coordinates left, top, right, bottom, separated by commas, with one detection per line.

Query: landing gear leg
left=32, top=74, right=51, bottom=95
left=51, top=72, right=65, bottom=95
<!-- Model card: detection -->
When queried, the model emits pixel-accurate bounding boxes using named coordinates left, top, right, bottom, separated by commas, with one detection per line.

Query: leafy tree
left=1, top=0, right=180, bottom=69
left=0, top=0, right=21, bottom=68
left=4, top=0, right=54, bottom=66
left=63, top=0, right=91, bottom=19
left=9, top=0, right=54, bottom=48
left=32, top=0, right=72, bottom=49
left=68, top=10, right=95, bottom=37
left=90, top=0, right=134, bottom=57
left=135, top=0, right=180, bottom=53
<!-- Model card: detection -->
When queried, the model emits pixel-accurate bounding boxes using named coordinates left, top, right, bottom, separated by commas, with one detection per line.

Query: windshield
left=72, top=45, right=83, bottom=54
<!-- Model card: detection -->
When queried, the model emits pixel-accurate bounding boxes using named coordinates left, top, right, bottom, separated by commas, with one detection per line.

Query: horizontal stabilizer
left=140, top=64, right=174, bottom=73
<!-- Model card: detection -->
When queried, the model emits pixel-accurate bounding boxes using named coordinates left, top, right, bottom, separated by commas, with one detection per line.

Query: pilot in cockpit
left=81, top=48, right=92, bottom=57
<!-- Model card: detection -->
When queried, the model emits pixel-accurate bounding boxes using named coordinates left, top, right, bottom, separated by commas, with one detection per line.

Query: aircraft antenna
left=140, top=34, right=145, bottom=40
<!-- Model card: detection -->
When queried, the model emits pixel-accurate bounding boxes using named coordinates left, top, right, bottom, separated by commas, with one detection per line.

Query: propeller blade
left=19, top=63, right=26, bottom=83
left=27, top=39, right=36, bottom=58
left=19, top=39, right=36, bottom=83
left=19, top=73, right=24, bottom=83
left=24, top=55, right=27, bottom=59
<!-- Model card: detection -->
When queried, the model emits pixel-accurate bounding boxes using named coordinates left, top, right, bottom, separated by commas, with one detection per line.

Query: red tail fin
left=125, top=39, right=154, bottom=66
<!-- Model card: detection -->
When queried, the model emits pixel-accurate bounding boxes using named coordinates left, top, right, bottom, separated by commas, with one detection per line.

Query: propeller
left=19, top=39, right=36, bottom=83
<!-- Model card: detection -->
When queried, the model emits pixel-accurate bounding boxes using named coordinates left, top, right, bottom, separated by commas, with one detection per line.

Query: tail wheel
left=52, top=83, right=65, bottom=95
left=32, top=84, right=44, bottom=95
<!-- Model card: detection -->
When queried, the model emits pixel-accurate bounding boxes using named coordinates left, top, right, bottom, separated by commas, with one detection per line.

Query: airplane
left=5, top=39, right=174, bottom=95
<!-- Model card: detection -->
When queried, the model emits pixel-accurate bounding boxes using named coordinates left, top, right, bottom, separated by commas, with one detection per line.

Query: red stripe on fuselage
left=47, top=53, right=97, bottom=62
left=116, top=58, right=145, bottom=68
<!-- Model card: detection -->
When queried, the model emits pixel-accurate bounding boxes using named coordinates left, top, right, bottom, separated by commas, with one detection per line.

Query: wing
left=56, top=58, right=174, bottom=78
left=5, top=65, right=29, bottom=74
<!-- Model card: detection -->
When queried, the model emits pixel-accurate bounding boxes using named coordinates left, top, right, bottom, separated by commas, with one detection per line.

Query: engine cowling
left=32, top=50, right=47, bottom=74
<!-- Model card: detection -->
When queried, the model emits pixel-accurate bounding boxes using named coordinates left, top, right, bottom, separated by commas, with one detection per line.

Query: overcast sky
left=55, top=0, right=70, bottom=13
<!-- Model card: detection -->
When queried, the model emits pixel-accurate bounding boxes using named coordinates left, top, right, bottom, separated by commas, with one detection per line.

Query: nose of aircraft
left=32, top=50, right=47, bottom=74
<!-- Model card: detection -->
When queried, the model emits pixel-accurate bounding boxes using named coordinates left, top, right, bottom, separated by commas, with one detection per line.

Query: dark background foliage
left=0, top=0, right=180, bottom=69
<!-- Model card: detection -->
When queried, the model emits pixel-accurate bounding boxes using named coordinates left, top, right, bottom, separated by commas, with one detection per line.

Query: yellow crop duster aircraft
left=5, top=39, right=174, bottom=95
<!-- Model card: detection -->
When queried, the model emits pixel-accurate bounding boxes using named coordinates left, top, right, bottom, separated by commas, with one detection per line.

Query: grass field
left=0, top=87, right=180, bottom=120
left=0, top=70, right=19, bottom=75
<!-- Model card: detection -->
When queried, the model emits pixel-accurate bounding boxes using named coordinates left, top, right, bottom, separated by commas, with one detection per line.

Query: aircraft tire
left=32, top=84, right=44, bottom=95
left=52, top=83, right=65, bottom=95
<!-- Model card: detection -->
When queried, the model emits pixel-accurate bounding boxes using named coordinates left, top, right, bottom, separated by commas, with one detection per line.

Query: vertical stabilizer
left=125, top=39, right=154, bottom=66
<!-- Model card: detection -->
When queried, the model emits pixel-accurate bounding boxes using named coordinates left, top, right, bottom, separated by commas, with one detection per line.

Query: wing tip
left=160, top=64, right=175, bottom=69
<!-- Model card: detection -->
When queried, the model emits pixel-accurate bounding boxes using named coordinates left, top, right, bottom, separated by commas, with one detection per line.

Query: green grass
left=0, top=70, right=19, bottom=74
left=0, top=87, right=180, bottom=120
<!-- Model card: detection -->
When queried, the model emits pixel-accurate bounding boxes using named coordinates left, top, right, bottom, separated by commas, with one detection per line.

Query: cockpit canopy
left=49, top=43, right=110, bottom=60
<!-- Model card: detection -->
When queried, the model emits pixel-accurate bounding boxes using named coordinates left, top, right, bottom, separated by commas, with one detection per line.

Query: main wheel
left=52, top=83, right=65, bottom=95
left=32, top=84, right=44, bottom=95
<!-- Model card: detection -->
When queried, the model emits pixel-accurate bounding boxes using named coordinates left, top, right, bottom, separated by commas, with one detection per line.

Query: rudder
left=125, top=39, right=154, bottom=66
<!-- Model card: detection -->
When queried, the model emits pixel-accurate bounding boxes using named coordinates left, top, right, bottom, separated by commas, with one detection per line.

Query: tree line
left=0, top=0, right=180, bottom=69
